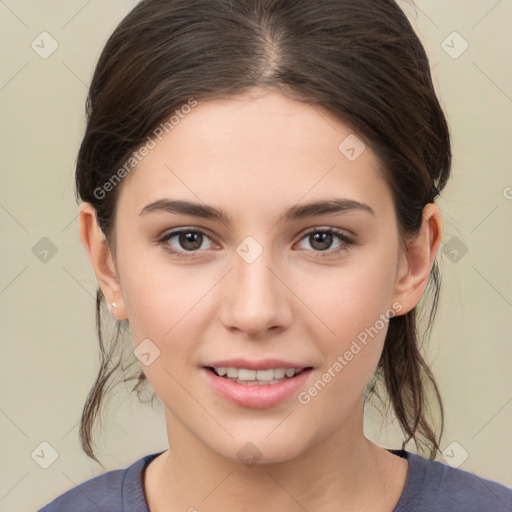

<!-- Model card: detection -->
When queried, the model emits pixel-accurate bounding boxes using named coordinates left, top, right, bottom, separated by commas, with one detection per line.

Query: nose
left=218, top=245, right=293, bottom=338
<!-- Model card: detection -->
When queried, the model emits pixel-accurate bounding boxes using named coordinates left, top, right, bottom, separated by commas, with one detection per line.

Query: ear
left=391, top=203, right=443, bottom=315
left=78, top=202, right=127, bottom=320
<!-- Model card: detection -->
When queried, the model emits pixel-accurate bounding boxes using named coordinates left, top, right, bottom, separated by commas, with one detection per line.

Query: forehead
left=117, top=89, right=394, bottom=223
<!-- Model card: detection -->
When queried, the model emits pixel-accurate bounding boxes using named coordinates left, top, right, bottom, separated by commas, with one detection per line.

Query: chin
left=208, top=431, right=312, bottom=467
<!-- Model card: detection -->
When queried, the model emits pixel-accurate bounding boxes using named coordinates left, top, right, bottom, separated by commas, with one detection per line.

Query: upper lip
left=203, top=358, right=312, bottom=370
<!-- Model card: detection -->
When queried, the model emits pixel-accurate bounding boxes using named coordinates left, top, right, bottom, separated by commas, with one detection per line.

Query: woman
left=38, top=0, right=512, bottom=510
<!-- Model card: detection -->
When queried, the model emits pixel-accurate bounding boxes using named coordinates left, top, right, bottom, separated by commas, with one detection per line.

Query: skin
left=79, top=88, right=443, bottom=512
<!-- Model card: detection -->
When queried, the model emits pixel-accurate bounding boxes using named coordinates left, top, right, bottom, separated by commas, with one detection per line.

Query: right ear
left=78, top=202, right=127, bottom=320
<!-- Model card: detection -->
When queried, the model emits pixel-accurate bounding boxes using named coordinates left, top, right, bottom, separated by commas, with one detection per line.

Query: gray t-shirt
left=37, top=449, right=512, bottom=511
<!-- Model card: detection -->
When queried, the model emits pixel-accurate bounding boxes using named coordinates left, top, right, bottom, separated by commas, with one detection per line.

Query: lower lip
left=201, top=367, right=312, bottom=409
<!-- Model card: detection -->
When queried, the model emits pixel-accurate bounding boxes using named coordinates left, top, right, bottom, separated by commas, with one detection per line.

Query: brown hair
left=76, top=0, right=450, bottom=466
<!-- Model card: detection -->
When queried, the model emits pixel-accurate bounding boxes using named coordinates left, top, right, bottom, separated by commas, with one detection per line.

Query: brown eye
left=177, top=231, right=204, bottom=251
left=159, top=228, right=215, bottom=258
left=296, top=228, right=354, bottom=258
left=308, top=231, right=334, bottom=251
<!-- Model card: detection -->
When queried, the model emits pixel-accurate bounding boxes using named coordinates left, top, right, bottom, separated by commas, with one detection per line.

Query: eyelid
left=299, top=225, right=354, bottom=241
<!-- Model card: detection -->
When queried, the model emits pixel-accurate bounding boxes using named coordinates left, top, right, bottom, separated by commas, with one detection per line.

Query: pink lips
left=203, top=358, right=307, bottom=370
left=201, top=361, right=313, bottom=409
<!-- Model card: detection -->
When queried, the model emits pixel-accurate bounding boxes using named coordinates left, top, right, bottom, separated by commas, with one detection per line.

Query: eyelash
left=157, top=227, right=355, bottom=260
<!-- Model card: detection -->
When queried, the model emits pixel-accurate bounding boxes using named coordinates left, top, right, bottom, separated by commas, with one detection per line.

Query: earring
left=108, top=302, right=118, bottom=320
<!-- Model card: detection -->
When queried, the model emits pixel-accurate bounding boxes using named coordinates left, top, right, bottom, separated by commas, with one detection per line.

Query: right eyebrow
left=139, top=199, right=231, bottom=223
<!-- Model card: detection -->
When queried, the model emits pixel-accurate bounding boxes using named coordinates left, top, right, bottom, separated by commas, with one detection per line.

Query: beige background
left=1, top=1, right=511, bottom=510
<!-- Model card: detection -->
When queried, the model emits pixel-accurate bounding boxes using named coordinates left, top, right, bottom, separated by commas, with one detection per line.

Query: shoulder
left=36, top=452, right=164, bottom=512
left=392, top=449, right=512, bottom=512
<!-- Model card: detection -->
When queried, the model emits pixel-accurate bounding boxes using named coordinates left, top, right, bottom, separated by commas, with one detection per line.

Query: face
left=104, top=89, right=411, bottom=464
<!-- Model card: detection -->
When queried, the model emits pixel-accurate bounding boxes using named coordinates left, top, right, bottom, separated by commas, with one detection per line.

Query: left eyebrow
left=280, top=198, right=375, bottom=221
left=138, top=198, right=375, bottom=224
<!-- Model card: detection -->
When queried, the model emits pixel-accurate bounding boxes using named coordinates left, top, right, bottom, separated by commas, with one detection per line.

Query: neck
left=144, top=399, right=406, bottom=512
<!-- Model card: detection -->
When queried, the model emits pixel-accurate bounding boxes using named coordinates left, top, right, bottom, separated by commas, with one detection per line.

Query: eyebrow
left=139, top=198, right=375, bottom=224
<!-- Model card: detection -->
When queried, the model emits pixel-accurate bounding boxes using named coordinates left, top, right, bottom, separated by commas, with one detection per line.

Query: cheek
left=117, top=251, right=218, bottom=400
left=118, top=242, right=205, bottom=335
left=293, top=264, right=394, bottom=429
left=118, top=254, right=210, bottom=405
left=303, top=254, right=397, bottom=344
left=293, top=248, right=397, bottom=406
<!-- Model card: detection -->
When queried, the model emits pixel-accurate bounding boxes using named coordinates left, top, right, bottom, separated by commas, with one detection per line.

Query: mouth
left=204, top=366, right=313, bottom=386
left=201, top=358, right=315, bottom=408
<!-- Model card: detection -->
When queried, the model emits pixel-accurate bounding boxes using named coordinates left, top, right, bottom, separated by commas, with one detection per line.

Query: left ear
left=391, top=203, right=443, bottom=315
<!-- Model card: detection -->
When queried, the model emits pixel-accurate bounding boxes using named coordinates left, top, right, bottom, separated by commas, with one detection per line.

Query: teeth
left=273, top=368, right=286, bottom=378
left=213, top=366, right=303, bottom=381
left=238, top=369, right=256, bottom=380
left=256, top=369, right=274, bottom=381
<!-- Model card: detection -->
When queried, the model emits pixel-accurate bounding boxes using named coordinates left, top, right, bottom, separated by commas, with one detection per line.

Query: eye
left=158, top=227, right=216, bottom=259
left=158, top=226, right=355, bottom=260
left=296, top=227, right=354, bottom=258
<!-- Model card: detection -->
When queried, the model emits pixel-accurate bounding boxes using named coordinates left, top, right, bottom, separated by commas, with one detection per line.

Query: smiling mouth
left=205, top=366, right=313, bottom=385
